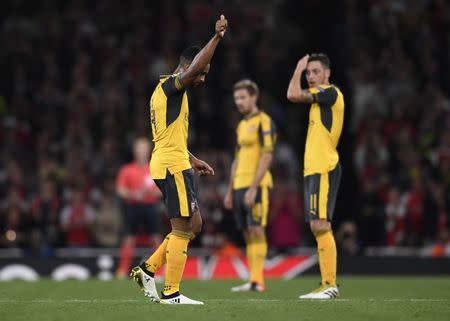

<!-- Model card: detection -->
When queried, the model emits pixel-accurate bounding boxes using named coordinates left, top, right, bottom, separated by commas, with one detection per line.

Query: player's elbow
left=262, top=151, right=274, bottom=164
left=287, top=91, right=301, bottom=103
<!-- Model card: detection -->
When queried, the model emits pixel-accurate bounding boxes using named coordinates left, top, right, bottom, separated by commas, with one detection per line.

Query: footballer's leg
left=130, top=238, right=165, bottom=302
left=248, top=226, right=267, bottom=291
left=158, top=169, right=203, bottom=305
left=130, top=180, right=169, bottom=302
left=159, top=212, right=203, bottom=305
left=299, top=220, right=339, bottom=299
left=248, top=187, right=269, bottom=290
left=232, top=187, right=267, bottom=292
left=231, top=226, right=266, bottom=292
left=300, top=165, right=341, bottom=299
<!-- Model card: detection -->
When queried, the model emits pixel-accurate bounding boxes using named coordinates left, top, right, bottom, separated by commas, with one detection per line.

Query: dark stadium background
left=0, top=0, right=450, bottom=278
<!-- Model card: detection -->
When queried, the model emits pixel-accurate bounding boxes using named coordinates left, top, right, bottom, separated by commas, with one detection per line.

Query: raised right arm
left=178, top=15, right=228, bottom=89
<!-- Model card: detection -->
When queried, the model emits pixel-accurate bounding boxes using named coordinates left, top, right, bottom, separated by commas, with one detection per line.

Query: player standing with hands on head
left=287, top=53, right=344, bottom=299
left=130, top=15, right=228, bottom=305
left=224, top=79, right=276, bottom=292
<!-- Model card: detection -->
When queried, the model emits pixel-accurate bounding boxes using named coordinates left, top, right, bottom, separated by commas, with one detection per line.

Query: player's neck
left=244, top=107, right=259, bottom=119
left=310, top=81, right=330, bottom=88
left=173, top=66, right=182, bottom=75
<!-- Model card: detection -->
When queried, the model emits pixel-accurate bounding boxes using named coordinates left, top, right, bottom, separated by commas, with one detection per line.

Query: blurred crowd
left=347, top=0, right=450, bottom=255
left=0, top=0, right=449, bottom=256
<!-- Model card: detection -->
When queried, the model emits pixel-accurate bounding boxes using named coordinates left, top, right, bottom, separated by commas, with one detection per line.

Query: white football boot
left=160, top=293, right=204, bottom=305
left=299, top=285, right=339, bottom=299
left=231, top=282, right=265, bottom=292
left=130, top=266, right=160, bottom=302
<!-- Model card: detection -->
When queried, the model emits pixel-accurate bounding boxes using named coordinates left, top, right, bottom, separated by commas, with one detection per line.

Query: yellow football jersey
left=149, top=75, right=191, bottom=179
left=233, top=111, right=276, bottom=189
left=304, top=84, right=344, bottom=176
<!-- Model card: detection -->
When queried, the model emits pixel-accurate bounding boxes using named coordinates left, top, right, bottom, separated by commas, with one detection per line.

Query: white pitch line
left=0, top=298, right=448, bottom=304
left=0, top=299, right=142, bottom=303
left=383, top=299, right=448, bottom=302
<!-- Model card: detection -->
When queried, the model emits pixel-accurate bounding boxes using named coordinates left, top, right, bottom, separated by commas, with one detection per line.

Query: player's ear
left=325, top=68, right=331, bottom=79
left=180, top=62, right=191, bottom=71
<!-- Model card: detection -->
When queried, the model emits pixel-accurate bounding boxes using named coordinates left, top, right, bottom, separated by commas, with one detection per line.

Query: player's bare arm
left=178, top=15, right=228, bottom=88
left=287, top=54, right=315, bottom=104
left=244, top=152, right=273, bottom=207
left=224, top=158, right=238, bottom=210
left=188, top=151, right=215, bottom=176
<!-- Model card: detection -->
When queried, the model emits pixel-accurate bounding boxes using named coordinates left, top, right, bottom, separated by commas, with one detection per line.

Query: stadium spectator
left=0, top=0, right=449, bottom=254
left=60, top=187, right=96, bottom=247
left=93, top=184, right=122, bottom=248
left=115, top=137, right=162, bottom=277
left=268, top=182, right=303, bottom=251
left=30, top=179, right=61, bottom=254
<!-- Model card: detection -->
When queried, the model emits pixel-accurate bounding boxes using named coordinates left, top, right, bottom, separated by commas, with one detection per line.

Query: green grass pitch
left=1, top=277, right=449, bottom=321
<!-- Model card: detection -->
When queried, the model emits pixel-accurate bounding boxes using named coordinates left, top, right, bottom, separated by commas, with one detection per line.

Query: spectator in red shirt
left=269, top=183, right=303, bottom=251
left=115, top=137, right=162, bottom=278
left=60, top=187, right=95, bottom=247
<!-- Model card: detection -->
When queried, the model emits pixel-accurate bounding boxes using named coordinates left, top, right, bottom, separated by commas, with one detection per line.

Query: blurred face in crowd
left=306, top=61, right=330, bottom=88
left=233, top=88, right=258, bottom=116
left=133, top=138, right=151, bottom=165
left=71, top=190, right=84, bottom=205
left=101, top=191, right=114, bottom=208
left=41, top=180, right=55, bottom=200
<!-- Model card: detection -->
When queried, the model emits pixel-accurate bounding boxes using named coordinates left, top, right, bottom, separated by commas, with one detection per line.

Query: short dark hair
left=179, top=46, right=201, bottom=66
left=308, top=53, right=331, bottom=69
left=233, top=79, right=259, bottom=96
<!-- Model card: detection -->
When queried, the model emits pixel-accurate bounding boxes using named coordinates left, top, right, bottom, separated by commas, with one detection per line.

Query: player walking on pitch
left=130, top=15, right=228, bottom=305
left=287, top=53, right=344, bottom=299
left=224, top=79, right=276, bottom=292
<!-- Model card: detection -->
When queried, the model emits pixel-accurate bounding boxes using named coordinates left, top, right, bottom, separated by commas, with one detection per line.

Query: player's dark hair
left=179, top=46, right=201, bottom=66
left=308, top=53, right=331, bottom=69
left=233, top=79, right=260, bottom=96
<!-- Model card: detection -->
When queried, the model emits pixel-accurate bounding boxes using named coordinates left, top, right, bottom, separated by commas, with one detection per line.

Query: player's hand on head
left=297, top=54, right=310, bottom=71
left=215, top=14, right=228, bottom=38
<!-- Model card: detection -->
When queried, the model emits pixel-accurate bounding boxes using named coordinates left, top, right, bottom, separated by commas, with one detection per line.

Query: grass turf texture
left=0, top=277, right=449, bottom=321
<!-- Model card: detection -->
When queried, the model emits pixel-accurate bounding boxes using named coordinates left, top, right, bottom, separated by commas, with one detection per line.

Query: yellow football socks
left=163, top=230, right=192, bottom=296
left=144, top=233, right=171, bottom=274
left=247, top=233, right=267, bottom=285
left=245, top=235, right=255, bottom=282
left=315, top=230, right=337, bottom=286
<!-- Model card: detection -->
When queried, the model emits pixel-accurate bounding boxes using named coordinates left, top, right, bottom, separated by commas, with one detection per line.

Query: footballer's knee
left=248, top=225, right=265, bottom=240
left=310, top=220, right=331, bottom=236
left=170, top=217, right=192, bottom=233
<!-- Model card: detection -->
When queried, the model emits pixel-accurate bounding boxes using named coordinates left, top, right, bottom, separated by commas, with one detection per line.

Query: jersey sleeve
left=161, top=75, right=184, bottom=96
left=234, top=124, right=241, bottom=158
left=258, top=115, right=277, bottom=152
left=234, top=144, right=240, bottom=158
left=310, top=87, right=338, bottom=107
